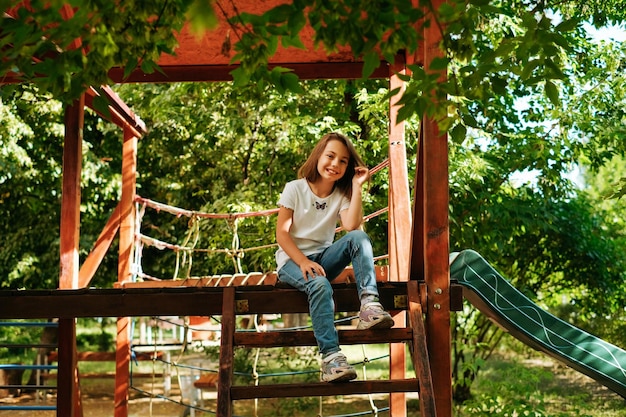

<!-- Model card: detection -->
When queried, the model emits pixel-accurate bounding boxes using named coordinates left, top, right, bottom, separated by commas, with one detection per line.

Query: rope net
left=129, top=315, right=394, bottom=417
left=130, top=158, right=390, bottom=284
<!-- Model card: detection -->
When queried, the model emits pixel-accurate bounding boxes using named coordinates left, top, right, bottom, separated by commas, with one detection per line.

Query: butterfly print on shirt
left=314, top=201, right=327, bottom=210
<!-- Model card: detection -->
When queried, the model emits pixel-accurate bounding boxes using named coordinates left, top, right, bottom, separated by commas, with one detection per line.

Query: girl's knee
left=307, top=277, right=333, bottom=296
left=347, top=229, right=369, bottom=242
left=347, top=230, right=372, bottom=250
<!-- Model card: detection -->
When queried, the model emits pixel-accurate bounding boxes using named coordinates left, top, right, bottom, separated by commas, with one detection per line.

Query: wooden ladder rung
left=230, top=378, right=420, bottom=400
left=234, top=328, right=413, bottom=347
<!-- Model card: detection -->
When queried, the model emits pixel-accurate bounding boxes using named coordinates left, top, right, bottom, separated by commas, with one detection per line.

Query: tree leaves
left=269, top=67, right=304, bottom=94
left=544, top=80, right=560, bottom=106
left=1, top=0, right=215, bottom=103
left=0, top=0, right=620, bottom=133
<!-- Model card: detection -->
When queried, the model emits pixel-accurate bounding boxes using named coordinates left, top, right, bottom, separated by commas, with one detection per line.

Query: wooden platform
left=0, top=283, right=397, bottom=319
left=0, top=278, right=462, bottom=417
left=0, top=281, right=462, bottom=319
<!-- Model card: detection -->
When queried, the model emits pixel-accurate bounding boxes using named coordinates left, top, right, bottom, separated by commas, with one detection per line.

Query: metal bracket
left=235, top=299, right=249, bottom=313
left=393, top=294, right=407, bottom=309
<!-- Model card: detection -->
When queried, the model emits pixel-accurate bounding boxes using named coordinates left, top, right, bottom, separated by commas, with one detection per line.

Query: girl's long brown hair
left=298, top=132, right=365, bottom=198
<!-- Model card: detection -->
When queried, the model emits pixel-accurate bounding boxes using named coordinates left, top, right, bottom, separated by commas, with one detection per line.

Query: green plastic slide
left=450, top=249, right=626, bottom=399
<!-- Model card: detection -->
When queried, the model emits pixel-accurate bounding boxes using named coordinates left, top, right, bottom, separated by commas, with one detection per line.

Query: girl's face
left=316, top=139, right=350, bottom=183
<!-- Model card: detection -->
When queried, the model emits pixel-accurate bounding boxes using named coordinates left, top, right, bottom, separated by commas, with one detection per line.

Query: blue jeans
left=277, top=230, right=380, bottom=356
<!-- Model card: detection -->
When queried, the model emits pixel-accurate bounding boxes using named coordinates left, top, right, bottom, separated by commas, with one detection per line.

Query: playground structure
left=2, top=1, right=455, bottom=416
left=5, top=1, right=623, bottom=416
left=118, top=187, right=442, bottom=417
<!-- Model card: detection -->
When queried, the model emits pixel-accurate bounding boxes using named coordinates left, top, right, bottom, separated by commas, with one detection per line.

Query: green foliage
left=76, top=331, right=114, bottom=352
left=0, top=321, right=45, bottom=361
left=555, top=0, right=626, bottom=26
left=445, top=13, right=626, bottom=400
left=225, top=0, right=618, bottom=133
left=76, top=318, right=115, bottom=352
left=229, top=0, right=424, bottom=91
left=0, top=86, right=64, bottom=289
left=0, top=85, right=123, bottom=288
left=0, top=0, right=215, bottom=103
left=3, top=0, right=621, bottom=124
left=460, top=350, right=552, bottom=416
left=449, top=129, right=626, bottom=399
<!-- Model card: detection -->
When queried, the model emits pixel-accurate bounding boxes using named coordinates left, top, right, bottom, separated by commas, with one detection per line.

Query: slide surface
left=449, top=249, right=626, bottom=399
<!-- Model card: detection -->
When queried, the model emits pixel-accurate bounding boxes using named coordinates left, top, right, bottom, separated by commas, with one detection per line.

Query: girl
left=275, top=132, right=394, bottom=383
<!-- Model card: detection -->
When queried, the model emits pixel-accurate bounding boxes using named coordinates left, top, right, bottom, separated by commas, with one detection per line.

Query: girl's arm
left=340, top=166, right=369, bottom=231
left=276, top=206, right=326, bottom=280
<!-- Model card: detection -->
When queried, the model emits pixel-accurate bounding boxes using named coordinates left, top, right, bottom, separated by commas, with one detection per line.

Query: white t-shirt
left=275, top=178, right=350, bottom=271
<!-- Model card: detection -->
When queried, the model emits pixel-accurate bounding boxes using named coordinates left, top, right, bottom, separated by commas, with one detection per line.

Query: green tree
left=0, top=85, right=124, bottom=289
left=447, top=28, right=626, bottom=401
left=4, top=0, right=625, bottom=194
left=0, top=87, right=65, bottom=289
left=449, top=143, right=626, bottom=400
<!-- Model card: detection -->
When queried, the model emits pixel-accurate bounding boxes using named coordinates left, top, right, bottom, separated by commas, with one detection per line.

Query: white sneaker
left=321, top=352, right=357, bottom=383
left=356, top=302, right=394, bottom=330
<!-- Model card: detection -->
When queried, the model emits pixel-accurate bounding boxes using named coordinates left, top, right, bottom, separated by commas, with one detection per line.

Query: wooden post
left=387, top=55, right=412, bottom=417
left=114, top=125, right=138, bottom=417
left=118, top=125, right=137, bottom=283
left=217, top=287, right=236, bottom=417
left=114, top=317, right=130, bottom=417
left=57, top=319, right=81, bottom=417
left=59, top=99, right=83, bottom=290
left=420, top=107, right=451, bottom=417
left=416, top=1, right=453, bottom=414
left=388, top=56, right=413, bottom=283
left=58, top=96, right=85, bottom=417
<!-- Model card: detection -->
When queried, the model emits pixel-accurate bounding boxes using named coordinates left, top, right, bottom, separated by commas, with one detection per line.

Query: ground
left=1, top=355, right=625, bottom=417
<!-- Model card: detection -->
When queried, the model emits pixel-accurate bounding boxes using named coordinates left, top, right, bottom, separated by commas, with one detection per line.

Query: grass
left=455, top=342, right=626, bottom=417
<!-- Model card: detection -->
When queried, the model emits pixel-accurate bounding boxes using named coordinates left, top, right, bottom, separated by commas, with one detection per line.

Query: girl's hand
left=352, top=166, right=370, bottom=188
left=299, top=259, right=326, bottom=281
